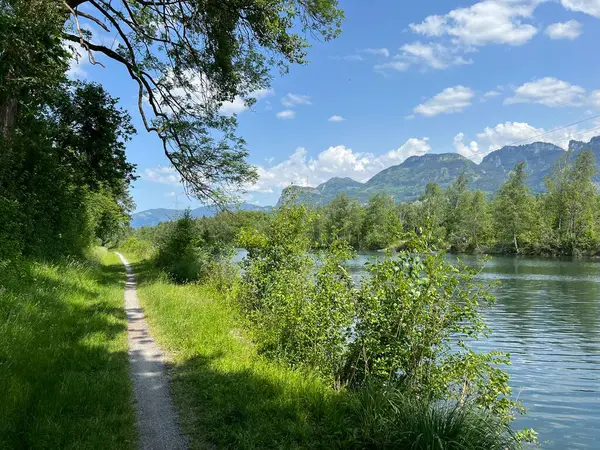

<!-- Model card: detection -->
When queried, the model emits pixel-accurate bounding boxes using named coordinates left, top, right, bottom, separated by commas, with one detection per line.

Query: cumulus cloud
left=505, top=77, right=586, bottom=107
left=400, top=41, right=473, bottom=70
left=219, top=88, right=274, bottom=115
left=410, top=0, right=540, bottom=47
left=276, top=110, right=296, bottom=119
left=247, top=138, right=431, bottom=193
left=454, top=133, right=481, bottom=161
left=453, top=120, right=600, bottom=163
left=413, top=85, right=474, bottom=117
left=281, top=93, right=312, bottom=107
left=328, top=115, right=345, bottom=122
left=561, top=0, right=600, bottom=18
left=545, top=20, right=583, bottom=40
left=142, top=167, right=180, bottom=185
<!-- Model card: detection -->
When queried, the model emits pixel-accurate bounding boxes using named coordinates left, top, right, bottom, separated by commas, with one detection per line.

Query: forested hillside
left=279, top=138, right=600, bottom=205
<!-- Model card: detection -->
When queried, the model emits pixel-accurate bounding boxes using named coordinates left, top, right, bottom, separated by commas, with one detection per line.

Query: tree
left=466, top=191, right=492, bottom=251
left=361, top=193, right=402, bottom=250
left=322, top=194, right=363, bottom=249
left=545, top=150, right=599, bottom=253
left=492, top=162, right=537, bottom=253
left=445, top=172, right=472, bottom=250
left=419, top=182, right=447, bottom=239
left=54, top=0, right=343, bottom=204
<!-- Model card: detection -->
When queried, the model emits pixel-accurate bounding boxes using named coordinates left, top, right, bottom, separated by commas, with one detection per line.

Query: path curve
left=116, top=252, right=188, bottom=450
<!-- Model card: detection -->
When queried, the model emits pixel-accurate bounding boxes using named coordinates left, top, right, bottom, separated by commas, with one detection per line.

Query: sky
left=69, top=0, right=600, bottom=211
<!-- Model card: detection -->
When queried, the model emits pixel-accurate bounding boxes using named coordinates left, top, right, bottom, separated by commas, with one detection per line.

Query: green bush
left=237, top=204, right=534, bottom=445
left=120, top=237, right=156, bottom=260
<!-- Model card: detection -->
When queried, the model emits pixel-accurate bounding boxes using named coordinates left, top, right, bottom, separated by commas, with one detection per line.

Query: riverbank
left=0, top=249, right=137, bottom=448
left=122, top=250, right=521, bottom=449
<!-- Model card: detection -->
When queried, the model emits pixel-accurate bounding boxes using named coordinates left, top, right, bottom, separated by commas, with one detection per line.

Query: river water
left=237, top=250, right=600, bottom=448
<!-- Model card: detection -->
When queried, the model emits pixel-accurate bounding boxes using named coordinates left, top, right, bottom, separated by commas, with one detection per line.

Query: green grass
left=0, top=249, right=137, bottom=449
left=127, top=254, right=520, bottom=450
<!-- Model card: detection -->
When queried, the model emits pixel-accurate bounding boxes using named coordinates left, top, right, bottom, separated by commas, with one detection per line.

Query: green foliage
left=131, top=251, right=522, bottom=450
left=156, top=209, right=206, bottom=283
left=0, top=80, right=136, bottom=259
left=543, top=150, right=599, bottom=254
left=236, top=203, right=528, bottom=444
left=493, top=162, right=538, bottom=253
left=348, top=235, right=521, bottom=424
left=347, top=385, right=520, bottom=450
left=361, top=193, right=402, bottom=250
left=59, top=0, right=343, bottom=204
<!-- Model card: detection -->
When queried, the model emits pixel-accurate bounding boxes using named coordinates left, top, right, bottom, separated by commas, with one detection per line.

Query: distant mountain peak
left=277, top=135, right=600, bottom=206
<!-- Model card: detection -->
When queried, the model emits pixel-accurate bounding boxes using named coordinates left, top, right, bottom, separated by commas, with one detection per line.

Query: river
left=237, top=250, right=600, bottom=448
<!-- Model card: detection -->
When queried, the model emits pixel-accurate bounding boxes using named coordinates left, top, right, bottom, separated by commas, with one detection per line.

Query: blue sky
left=70, top=0, right=600, bottom=211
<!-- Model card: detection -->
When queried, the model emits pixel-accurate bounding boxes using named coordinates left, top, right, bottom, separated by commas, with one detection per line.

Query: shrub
left=238, top=206, right=534, bottom=443
left=238, top=205, right=356, bottom=385
left=155, top=209, right=207, bottom=283
left=120, top=237, right=156, bottom=260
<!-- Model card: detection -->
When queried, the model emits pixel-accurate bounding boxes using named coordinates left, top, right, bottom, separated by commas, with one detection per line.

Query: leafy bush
left=238, top=204, right=534, bottom=444
left=155, top=209, right=207, bottom=283
left=120, top=237, right=156, bottom=260
left=239, top=205, right=356, bottom=385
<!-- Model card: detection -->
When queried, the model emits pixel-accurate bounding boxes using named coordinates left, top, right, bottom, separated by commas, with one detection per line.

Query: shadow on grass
left=0, top=259, right=137, bottom=449
left=168, top=353, right=355, bottom=450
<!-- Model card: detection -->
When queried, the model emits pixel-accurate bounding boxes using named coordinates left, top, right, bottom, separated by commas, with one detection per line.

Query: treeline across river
left=132, top=149, right=600, bottom=258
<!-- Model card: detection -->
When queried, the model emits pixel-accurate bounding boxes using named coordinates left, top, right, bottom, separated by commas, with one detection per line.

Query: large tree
left=57, top=0, right=342, bottom=204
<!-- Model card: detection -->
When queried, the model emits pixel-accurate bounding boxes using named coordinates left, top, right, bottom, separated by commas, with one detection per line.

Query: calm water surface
left=237, top=250, right=600, bottom=448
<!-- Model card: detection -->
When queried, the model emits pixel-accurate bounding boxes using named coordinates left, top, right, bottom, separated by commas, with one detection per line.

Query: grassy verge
left=128, top=257, right=347, bottom=449
left=0, top=249, right=136, bottom=449
left=127, top=253, right=518, bottom=450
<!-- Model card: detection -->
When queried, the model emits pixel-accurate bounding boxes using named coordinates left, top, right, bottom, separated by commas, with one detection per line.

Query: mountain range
left=278, top=136, right=600, bottom=206
left=131, top=203, right=271, bottom=228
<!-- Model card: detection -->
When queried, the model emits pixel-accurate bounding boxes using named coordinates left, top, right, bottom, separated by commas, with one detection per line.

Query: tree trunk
left=513, top=232, right=519, bottom=254
left=0, top=96, right=19, bottom=139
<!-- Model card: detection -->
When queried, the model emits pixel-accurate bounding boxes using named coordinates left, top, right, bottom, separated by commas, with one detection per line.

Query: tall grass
left=0, top=249, right=136, bottom=449
left=129, top=255, right=520, bottom=449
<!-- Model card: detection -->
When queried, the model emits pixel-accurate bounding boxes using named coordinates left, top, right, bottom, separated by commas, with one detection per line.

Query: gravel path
left=116, top=252, right=188, bottom=450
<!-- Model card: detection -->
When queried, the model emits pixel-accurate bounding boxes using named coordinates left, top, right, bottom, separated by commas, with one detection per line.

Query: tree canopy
left=58, top=0, right=343, bottom=204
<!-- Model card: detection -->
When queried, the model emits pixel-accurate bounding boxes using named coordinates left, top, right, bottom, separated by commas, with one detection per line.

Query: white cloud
left=561, top=0, right=600, bottom=18
left=545, top=20, right=583, bottom=40
left=413, top=85, right=474, bottom=117
left=142, top=167, right=180, bottom=185
left=248, top=138, right=431, bottom=193
left=452, top=120, right=600, bottom=163
left=482, top=90, right=502, bottom=101
left=454, top=133, right=481, bottom=161
left=361, top=48, right=390, bottom=57
left=328, top=115, right=345, bottom=122
left=374, top=60, right=410, bottom=73
left=165, top=191, right=177, bottom=197
left=376, top=138, right=432, bottom=166
left=505, top=77, right=586, bottom=107
left=399, top=41, right=473, bottom=70
left=219, top=88, right=274, bottom=115
left=276, top=110, right=296, bottom=119
left=281, top=93, right=312, bottom=107
left=410, top=0, right=540, bottom=47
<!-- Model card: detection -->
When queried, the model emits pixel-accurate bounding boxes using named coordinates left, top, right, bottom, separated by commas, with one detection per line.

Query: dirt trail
left=116, top=252, right=188, bottom=450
